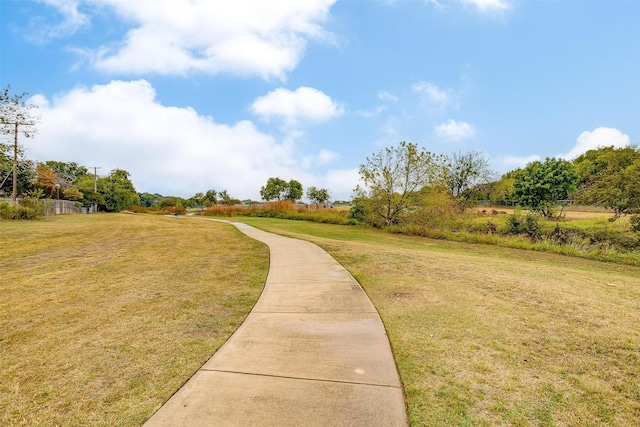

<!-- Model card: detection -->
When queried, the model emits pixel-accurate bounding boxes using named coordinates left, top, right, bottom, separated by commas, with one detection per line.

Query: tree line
left=3, top=86, right=638, bottom=224
left=353, top=141, right=640, bottom=228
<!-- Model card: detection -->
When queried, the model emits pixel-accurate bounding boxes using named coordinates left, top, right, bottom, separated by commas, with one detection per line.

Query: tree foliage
left=97, top=169, right=140, bottom=212
left=574, top=146, right=640, bottom=219
left=307, top=186, right=330, bottom=207
left=513, top=157, right=578, bottom=217
left=0, top=86, right=38, bottom=199
left=260, top=178, right=303, bottom=202
left=218, top=189, right=241, bottom=205
left=1, top=85, right=38, bottom=138
left=356, top=141, right=443, bottom=227
left=444, top=150, right=495, bottom=212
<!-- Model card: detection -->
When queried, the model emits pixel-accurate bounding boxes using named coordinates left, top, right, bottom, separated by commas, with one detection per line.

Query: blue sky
left=1, top=0, right=639, bottom=201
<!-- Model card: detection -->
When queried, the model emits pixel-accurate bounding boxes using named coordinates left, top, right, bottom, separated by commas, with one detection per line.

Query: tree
left=307, top=186, right=330, bottom=207
left=513, top=157, right=578, bottom=217
left=205, top=189, right=218, bottom=205
left=75, top=174, right=105, bottom=207
left=260, top=178, right=303, bottom=202
left=0, top=144, right=35, bottom=197
left=138, top=192, right=161, bottom=208
left=357, top=141, right=443, bottom=227
left=218, top=189, right=241, bottom=205
left=1, top=85, right=38, bottom=203
left=284, top=179, right=303, bottom=202
left=574, top=146, right=640, bottom=219
left=98, top=169, right=140, bottom=212
left=444, top=150, right=495, bottom=212
left=35, top=163, right=59, bottom=198
left=191, top=192, right=206, bottom=211
left=45, top=161, right=88, bottom=186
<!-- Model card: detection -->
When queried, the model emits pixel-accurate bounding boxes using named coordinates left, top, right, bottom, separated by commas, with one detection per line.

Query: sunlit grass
left=234, top=217, right=640, bottom=426
left=0, top=214, right=268, bottom=426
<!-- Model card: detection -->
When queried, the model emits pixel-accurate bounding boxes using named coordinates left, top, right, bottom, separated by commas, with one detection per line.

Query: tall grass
left=203, top=201, right=358, bottom=225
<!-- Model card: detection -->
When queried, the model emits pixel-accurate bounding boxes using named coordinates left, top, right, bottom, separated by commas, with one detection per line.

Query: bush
left=0, top=201, right=43, bottom=220
left=630, top=214, right=640, bottom=233
left=0, top=201, right=15, bottom=220
left=505, top=208, right=541, bottom=239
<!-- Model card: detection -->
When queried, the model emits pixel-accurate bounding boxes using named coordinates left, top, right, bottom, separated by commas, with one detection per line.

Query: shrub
left=0, top=201, right=15, bottom=220
left=630, top=214, right=640, bottom=233
left=505, top=208, right=541, bottom=239
left=0, top=201, right=44, bottom=220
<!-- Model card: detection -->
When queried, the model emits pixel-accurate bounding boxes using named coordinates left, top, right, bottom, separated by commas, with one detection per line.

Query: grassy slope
left=235, top=217, right=640, bottom=426
left=0, top=214, right=268, bottom=426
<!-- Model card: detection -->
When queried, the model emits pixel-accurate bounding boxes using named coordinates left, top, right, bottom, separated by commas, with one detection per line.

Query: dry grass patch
left=0, top=214, right=268, bottom=426
left=235, top=218, right=640, bottom=426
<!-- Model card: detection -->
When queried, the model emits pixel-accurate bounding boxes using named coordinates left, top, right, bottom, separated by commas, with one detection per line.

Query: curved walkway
left=144, top=220, right=408, bottom=426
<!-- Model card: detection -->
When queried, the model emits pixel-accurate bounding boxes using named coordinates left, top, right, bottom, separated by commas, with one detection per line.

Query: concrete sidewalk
left=144, top=221, right=408, bottom=426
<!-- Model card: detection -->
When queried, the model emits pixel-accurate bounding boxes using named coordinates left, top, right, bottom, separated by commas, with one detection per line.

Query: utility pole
left=90, top=166, right=101, bottom=213
left=10, top=121, right=35, bottom=205
left=90, top=166, right=101, bottom=191
left=13, top=123, right=18, bottom=204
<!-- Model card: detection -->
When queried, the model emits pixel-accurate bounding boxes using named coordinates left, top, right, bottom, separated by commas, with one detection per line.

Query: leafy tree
left=513, top=157, right=578, bottom=217
left=63, top=186, right=83, bottom=201
left=0, top=145, right=35, bottom=197
left=44, top=161, right=87, bottom=187
left=138, top=192, right=161, bottom=208
left=218, top=189, right=241, bottom=205
left=574, top=146, right=640, bottom=219
left=356, top=141, right=443, bottom=227
left=1, top=86, right=38, bottom=201
left=205, top=189, right=218, bottom=205
left=307, top=186, right=331, bottom=207
left=35, top=163, right=59, bottom=198
left=97, top=169, right=140, bottom=212
left=191, top=192, right=206, bottom=211
left=260, top=177, right=286, bottom=201
left=284, top=179, right=303, bottom=202
left=260, top=178, right=303, bottom=202
left=444, top=150, right=495, bottom=212
left=76, top=174, right=105, bottom=207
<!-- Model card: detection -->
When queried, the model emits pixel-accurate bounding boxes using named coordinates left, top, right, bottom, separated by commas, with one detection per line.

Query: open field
left=2, top=214, right=639, bottom=426
left=234, top=217, right=640, bottom=426
left=0, top=214, right=268, bottom=426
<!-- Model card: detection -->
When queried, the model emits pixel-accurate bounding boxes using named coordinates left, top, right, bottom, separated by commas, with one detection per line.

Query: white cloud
left=412, top=81, right=459, bottom=110
left=73, top=0, right=337, bottom=79
left=322, top=168, right=360, bottom=201
left=460, top=0, right=511, bottom=13
left=560, top=127, right=631, bottom=160
left=377, top=90, right=398, bottom=102
left=316, top=149, right=339, bottom=165
left=29, top=80, right=353, bottom=200
left=496, top=154, right=541, bottom=170
left=26, top=0, right=89, bottom=43
left=434, top=119, right=476, bottom=142
left=251, top=87, right=343, bottom=126
left=356, top=106, right=387, bottom=118
left=413, top=82, right=451, bottom=104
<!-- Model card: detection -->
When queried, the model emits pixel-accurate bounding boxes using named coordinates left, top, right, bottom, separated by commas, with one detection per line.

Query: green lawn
left=235, top=217, right=640, bottom=426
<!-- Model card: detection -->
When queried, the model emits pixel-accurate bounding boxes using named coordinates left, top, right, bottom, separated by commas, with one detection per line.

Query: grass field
left=0, top=214, right=268, bottom=426
left=234, top=217, right=640, bottom=426
left=2, top=213, right=639, bottom=426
